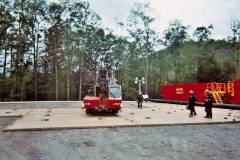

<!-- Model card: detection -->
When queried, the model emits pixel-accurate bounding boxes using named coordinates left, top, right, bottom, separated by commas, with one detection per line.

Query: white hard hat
left=204, top=89, right=209, bottom=93
left=189, top=90, right=194, bottom=94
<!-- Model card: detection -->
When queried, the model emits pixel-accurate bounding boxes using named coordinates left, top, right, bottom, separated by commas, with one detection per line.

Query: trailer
left=160, top=80, right=240, bottom=105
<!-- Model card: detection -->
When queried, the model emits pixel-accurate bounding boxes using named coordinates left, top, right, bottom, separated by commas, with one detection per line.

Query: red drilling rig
left=82, top=68, right=122, bottom=114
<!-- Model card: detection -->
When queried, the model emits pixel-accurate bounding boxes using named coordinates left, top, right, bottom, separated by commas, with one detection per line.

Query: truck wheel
left=86, top=109, right=92, bottom=114
left=112, top=110, right=119, bottom=114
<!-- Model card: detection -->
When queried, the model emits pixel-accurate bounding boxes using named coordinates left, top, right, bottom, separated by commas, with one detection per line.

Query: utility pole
left=134, top=77, right=145, bottom=94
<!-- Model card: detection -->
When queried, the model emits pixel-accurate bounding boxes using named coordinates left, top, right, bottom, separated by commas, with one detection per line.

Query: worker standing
left=137, top=92, right=143, bottom=109
left=204, top=90, right=213, bottom=118
left=188, top=90, right=197, bottom=117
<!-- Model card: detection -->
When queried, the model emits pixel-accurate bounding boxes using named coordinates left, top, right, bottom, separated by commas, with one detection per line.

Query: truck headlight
left=84, top=102, right=91, bottom=106
left=113, top=102, right=121, bottom=106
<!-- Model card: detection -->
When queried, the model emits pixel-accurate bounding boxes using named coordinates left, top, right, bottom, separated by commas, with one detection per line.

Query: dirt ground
left=0, top=101, right=240, bottom=160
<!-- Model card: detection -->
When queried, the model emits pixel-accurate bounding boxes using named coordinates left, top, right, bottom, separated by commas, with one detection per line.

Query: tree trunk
left=20, top=69, right=23, bottom=101
left=34, top=23, right=40, bottom=101
left=234, top=42, right=240, bottom=79
left=3, top=47, right=7, bottom=78
left=173, top=50, right=179, bottom=84
left=55, top=65, right=58, bottom=101
left=238, top=48, right=240, bottom=79
left=121, top=64, right=124, bottom=86
left=66, top=43, right=71, bottom=101
left=144, top=57, right=149, bottom=94
left=67, top=67, right=70, bottom=101
left=10, top=47, right=13, bottom=101
left=2, top=42, right=7, bottom=101
left=34, top=57, right=38, bottom=101
left=79, top=53, right=83, bottom=100
left=33, top=30, right=37, bottom=101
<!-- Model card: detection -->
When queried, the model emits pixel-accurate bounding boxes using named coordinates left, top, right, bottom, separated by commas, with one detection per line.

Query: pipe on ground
left=150, top=99, right=240, bottom=110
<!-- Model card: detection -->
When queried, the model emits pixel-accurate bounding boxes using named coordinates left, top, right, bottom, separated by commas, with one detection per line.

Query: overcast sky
left=85, top=0, right=240, bottom=39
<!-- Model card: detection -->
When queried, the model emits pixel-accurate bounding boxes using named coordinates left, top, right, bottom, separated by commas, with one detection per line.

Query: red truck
left=82, top=69, right=122, bottom=114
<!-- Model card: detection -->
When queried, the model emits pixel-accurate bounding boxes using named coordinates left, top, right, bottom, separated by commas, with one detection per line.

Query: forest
left=0, top=0, right=240, bottom=101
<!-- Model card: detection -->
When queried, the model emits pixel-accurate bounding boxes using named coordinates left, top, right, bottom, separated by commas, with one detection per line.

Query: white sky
left=49, top=0, right=240, bottom=39
left=86, top=0, right=240, bottom=39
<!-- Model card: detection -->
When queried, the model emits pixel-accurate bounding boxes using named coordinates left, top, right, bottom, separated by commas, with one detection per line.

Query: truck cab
left=109, top=85, right=122, bottom=100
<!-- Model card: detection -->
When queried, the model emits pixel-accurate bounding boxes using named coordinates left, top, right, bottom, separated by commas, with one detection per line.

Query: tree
left=163, top=19, right=188, bottom=83
left=0, top=0, right=13, bottom=79
left=197, top=55, right=223, bottom=82
left=26, top=0, right=47, bottom=100
left=127, top=2, right=158, bottom=94
left=231, top=19, right=240, bottom=79
left=8, top=0, right=33, bottom=100
left=45, top=2, right=64, bottom=101
left=192, top=25, right=214, bottom=83
left=111, top=23, right=129, bottom=86
left=194, top=25, right=213, bottom=43
left=67, top=1, right=101, bottom=100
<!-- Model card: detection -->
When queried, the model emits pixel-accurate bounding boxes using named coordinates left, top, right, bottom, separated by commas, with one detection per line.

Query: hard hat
left=189, top=90, right=194, bottom=94
left=204, top=89, right=209, bottom=93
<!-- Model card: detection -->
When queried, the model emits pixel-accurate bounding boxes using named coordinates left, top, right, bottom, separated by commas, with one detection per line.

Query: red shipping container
left=161, top=83, right=207, bottom=102
left=233, top=80, right=240, bottom=104
left=160, top=80, right=240, bottom=105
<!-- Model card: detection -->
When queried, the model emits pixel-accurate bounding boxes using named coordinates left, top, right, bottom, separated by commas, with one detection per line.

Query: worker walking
left=188, top=90, right=197, bottom=117
left=204, top=90, right=213, bottom=118
left=137, top=92, right=143, bottom=109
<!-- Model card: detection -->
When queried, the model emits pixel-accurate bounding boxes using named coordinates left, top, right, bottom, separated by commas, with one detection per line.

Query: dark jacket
left=205, top=94, right=213, bottom=109
left=188, top=95, right=196, bottom=109
left=137, top=95, right=143, bottom=102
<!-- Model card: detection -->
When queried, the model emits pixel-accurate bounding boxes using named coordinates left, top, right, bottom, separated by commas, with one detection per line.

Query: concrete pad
left=3, top=103, right=240, bottom=131
left=0, top=109, right=32, bottom=117
left=120, top=107, right=239, bottom=126
left=4, top=108, right=134, bottom=131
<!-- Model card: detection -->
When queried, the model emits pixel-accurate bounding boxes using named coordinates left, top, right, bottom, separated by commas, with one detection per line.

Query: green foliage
left=163, top=20, right=189, bottom=47
left=0, top=76, right=14, bottom=101
left=231, top=19, right=240, bottom=42
left=163, top=19, right=189, bottom=83
left=194, top=25, right=213, bottom=42
left=0, top=1, right=239, bottom=101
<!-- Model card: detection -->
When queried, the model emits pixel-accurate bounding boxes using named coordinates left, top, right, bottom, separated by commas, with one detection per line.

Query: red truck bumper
left=83, top=96, right=122, bottom=113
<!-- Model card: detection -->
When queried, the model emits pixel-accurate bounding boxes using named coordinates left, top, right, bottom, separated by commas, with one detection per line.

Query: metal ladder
left=210, top=91, right=224, bottom=104
left=207, top=83, right=226, bottom=104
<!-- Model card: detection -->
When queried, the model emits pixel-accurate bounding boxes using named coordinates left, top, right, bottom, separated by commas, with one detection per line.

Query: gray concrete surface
left=0, top=101, right=82, bottom=109
left=0, top=101, right=136, bottom=109
left=0, top=101, right=240, bottom=160
left=3, top=103, right=240, bottom=131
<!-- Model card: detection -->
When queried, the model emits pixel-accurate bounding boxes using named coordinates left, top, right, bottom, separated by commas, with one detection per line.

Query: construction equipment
left=82, top=68, right=122, bottom=114
left=160, top=80, right=240, bottom=105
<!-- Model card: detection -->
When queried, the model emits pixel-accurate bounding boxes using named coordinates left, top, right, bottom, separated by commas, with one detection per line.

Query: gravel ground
left=0, top=119, right=240, bottom=160
left=0, top=102, right=240, bottom=160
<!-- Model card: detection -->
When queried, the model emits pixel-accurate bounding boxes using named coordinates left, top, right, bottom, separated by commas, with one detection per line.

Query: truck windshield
left=109, top=87, right=122, bottom=99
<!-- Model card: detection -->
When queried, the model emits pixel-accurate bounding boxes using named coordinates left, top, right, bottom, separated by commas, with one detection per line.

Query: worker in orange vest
left=204, top=90, right=213, bottom=118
